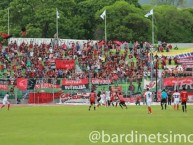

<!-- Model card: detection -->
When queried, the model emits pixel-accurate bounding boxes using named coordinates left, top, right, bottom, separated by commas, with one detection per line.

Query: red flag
left=21, top=27, right=26, bottom=37
left=97, top=40, right=105, bottom=47
left=55, top=60, right=75, bottom=70
left=22, top=31, right=26, bottom=37
left=17, top=78, right=28, bottom=90
left=113, top=40, right=122, bottom=45
left=1, top=33, right=12, bottom=39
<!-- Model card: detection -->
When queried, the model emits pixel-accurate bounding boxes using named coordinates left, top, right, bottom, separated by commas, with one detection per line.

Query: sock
left=185, top=104, right=187, bottom=112
left=182, top=106, right=184, bottom=112
left=8, top=104, right=10, bottom=110
left=165, top=104, right=167, bottom=109
left=148, top=107, right=152, bottom=113
left=89, top=106, right=91, bottom=110
left=149, top=107, right=152, bottom=113
left=174, top=104, right=176, bottom=110
left=125, top=104, right=127, bottom=109
left=148, top=107, right=150, bottom=113
left=177, top=104, right=179, bottom=110
left=94, top=106, right=96, bottom=110
left=161, top=103, right=163, bottom=110
left=1, top=105, right=5, bottom=109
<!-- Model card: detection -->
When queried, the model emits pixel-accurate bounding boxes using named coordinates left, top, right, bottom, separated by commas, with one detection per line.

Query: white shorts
left=99, top=99, right=106, bottom=104
left=146, top=101, right=152, bottom=106
left=3, top=99, right=10, bottom=105
left=174, top=100, right=180, bottom=104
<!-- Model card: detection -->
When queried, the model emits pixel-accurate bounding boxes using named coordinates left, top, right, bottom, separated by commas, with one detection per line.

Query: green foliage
left=154, top=5, right=193, bottom=42
left=0, top=0, right=193, bottom=42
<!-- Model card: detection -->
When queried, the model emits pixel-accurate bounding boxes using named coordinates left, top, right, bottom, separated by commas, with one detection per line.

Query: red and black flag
left=0, top=32, right=12, bottom=39
left=17, top=78, right=28, bottom=90
left=21, top=27, right=26, bottom=37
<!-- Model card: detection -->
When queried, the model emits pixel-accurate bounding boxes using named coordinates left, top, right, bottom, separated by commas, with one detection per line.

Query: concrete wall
left=170, top=43, right=193, bottom=49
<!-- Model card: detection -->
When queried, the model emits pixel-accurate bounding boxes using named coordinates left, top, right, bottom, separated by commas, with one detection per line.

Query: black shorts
left=97, top=98, right=101, bottom=103
left=161, top=98, right=167, bottom=103
left=120, top=101, right=126, bottom=105
left=181, top=101, right=187, bottom=105
left=90, top=101, right=95, bottom=105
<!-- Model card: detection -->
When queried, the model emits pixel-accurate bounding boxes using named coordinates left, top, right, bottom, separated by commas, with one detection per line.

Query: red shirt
left=119, top=95, right=125, bottom=102
left=110, top=94, right=115, bottom=101
left=89, top=92, right=96, bottom=102
left=180, top=91, right=188, bottom=102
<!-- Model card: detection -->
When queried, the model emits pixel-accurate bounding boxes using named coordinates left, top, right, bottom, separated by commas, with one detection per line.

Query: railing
left=0, top=77, right=159, bottom=104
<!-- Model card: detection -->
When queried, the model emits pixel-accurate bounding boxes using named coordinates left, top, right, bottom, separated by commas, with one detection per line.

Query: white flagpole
left=152, top=12, right=154, bottom=46
left=8, top=8, right=10, bottom=35
left=56, top=8, right=58, bottom=40
left=105, top=11, right=107, bottom=42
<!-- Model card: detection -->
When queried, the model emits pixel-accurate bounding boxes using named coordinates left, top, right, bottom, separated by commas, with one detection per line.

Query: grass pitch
left=0, top=105, right=193, bottom=145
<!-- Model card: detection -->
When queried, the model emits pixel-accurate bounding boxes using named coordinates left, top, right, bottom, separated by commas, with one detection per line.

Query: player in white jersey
left=144, top=88, right=152, bottom=114
left=105, top=90, right=111, bottom=106
left=99, top=92, right=106, bottom=106
left=172, top=90, right=180, bottom=110
left=1, top=92, right=10, bottom=110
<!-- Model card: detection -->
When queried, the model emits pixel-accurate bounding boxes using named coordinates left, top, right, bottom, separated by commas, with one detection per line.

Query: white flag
left=56, top=9, right=60, bottom=19
left=100, top=10, right=106, bottom=20
left=144, top=79, right=159, bottom=89
left=145, top=9, right=153, bottom=17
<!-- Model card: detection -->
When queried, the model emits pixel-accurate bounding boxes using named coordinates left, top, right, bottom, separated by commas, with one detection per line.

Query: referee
left=161, top=89, right=168, bottom=110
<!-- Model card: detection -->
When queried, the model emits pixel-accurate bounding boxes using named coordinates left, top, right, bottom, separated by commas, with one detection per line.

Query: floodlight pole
left=155, top=54, right=158, bottom=102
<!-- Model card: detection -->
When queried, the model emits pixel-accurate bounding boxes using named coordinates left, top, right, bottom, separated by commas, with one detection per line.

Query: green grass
left=0, top=105, right=193, bottom=145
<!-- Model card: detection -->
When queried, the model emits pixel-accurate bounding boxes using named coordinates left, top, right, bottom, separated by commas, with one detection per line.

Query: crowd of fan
left=0, top=39, right=190, bottom=83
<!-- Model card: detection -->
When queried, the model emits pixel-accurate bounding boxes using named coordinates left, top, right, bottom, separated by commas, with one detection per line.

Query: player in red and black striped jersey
left=118, top=93, right=127, bottom=109
left=180, top=87, right=188, bottom=112
left=88, top=90, right=97, bottom=111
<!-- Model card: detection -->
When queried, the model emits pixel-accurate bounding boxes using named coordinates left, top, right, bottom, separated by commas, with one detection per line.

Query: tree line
left=0, top=0, right=192, bottom=43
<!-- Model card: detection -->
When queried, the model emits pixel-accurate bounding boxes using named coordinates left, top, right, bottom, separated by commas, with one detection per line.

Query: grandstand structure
left=0, top=38, right=193, bottom=104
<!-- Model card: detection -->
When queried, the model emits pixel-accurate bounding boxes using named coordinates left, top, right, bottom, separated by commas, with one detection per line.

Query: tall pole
left=8, top=8, right=10, bottom=35
left=150, top=53, right=153, bottom=81
left=105, top=11, right=107, bottom=43
left=56, top=8, right=58, bottom=39
left=90, top=72, right=92, bottom=92
left=152, top=13, right=154, bottom=46
left=155, top=55, right=158, bottom=102
left=52, top=78, right=55, bottom=104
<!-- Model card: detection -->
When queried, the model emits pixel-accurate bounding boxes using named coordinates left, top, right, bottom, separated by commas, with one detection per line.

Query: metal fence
left=0, top=76, right=164, bottom=104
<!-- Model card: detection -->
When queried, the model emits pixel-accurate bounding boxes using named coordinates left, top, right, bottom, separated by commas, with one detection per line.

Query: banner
left=62, top=78, right=89, bottom=90
left=0, top=79, right=9, bottom=90
left=17, top=78, right=28, bottom=90
left=91, top=79, right=112, bottom=85
left=163, top=77, right=193, bottom=99
left=111, top=86, right=122, bottom=92
left=144, top=79, right=159, bottom=89
left=177, top=52, right=193, bottom=58
left=183, top=65, right=193, bottom=69
left=163, top=77, right=193, bottom=88
left=35, top=78, right=60, bottom=89
left=55, top=60, right=75, bottom=70
left=17, top=78, right=61, bottom=90
left=27, top=78, right=36, bottom=90
left=28, top=92, right=62, bottom=104
left=177, top=60, right=193, bottom=64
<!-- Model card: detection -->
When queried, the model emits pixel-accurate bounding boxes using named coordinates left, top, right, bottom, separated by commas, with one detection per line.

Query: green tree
left=96, top=1, right=152, bottom=41
left=154, top=5, right=193, bottom=42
